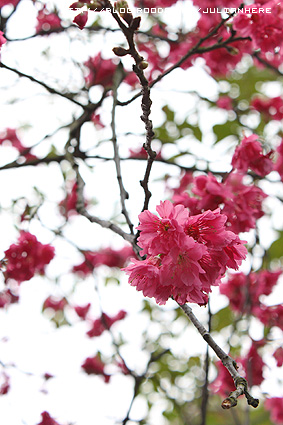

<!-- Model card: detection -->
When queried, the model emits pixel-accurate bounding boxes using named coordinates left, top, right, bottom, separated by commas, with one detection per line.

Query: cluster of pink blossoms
left=123, top=201, right=247, bottom=305
left=232, top=134, right=273, bottom=177
left=173, top=171, right=267, bottom=234
left=220, top=270, right=283, bottom=330
left=4, top=232, right=55, bottom=284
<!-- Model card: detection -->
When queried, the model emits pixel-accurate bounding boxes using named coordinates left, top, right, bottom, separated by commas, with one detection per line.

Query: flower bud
left=138, top=60, right=148, bottom=70
left=112, top=46, right=129, bottom=57
left=130, top=16, right=141, bottom=31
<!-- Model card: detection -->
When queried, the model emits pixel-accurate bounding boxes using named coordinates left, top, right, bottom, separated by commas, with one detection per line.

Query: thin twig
left=74, top=164, right=135, bottom=246
left=111, top=63, right=134, bottom=235
left=106, top=0, right=156, bottom=211
left=0, top=61, right=85, bottom=108
left=200, top=300, right=212, bottom=425
left=178, top=302, right=259, bottom=410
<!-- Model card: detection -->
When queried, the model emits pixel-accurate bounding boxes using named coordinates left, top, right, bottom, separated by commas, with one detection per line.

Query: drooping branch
left=178, top=302, right=259, bottom=410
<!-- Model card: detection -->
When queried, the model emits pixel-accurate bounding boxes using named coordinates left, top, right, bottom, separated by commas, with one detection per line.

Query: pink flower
left=137, top=200, right=190, bottom=257
left=216, top=96, right=233, bottom=110
left=87, top=310, right=127, bottom=337
left=4, top=232, right=55, bottom=283
left=81, top=355, right=110, bottom=383
left=84, top=53, right=117, bottom=88
left=251, top=96, right=283, bottom=121
left=73, top=11, right=88, bottom=30
left=253, top=304, right=283, bottom=330
left=233, top=2, right=283, bottom=54
left=265, top=397, right=283, bottom=424
left=37, top=411, right=61, bottom=425
left=36, top=7, right=62, bottom=33
left=220, top=270, right=281, bottom=313
left=232, top=134, right=273, bottom=177
left=173, top=171, right=268, bottom=234
left=241, top=342, right=265, bottom=387
left=123, top=201, right=247, bottom=305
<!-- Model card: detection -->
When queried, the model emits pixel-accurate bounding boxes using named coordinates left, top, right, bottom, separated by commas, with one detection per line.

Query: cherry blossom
left=87, top=310, right=127, bottom=337
left=4, top=232, right=55, bottom=283
left=84, top=53, right=117, bottom=88
left=232, top=134, right=273, bottom=176
left=123, top=201, right=247, bottom=305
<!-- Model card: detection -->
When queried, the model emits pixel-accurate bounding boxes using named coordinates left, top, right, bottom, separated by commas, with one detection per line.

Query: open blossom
left=232, top=134, right=273, bottom=177
left=81, top=354, right=110, bottom=383
left=123, top=201, right=247, bottom=305
left=265, top=397, right=283, bottom=424
left=4, top=232, right=55, bottom=283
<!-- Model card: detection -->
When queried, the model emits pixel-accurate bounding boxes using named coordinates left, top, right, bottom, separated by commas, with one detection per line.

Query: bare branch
left=74, top=164, right=135, bottom=245
left=178, top=302, right=259, bottom=410
left=0, top=61, right=85, bottom=108
left=111, top=63, right=134, bottom=235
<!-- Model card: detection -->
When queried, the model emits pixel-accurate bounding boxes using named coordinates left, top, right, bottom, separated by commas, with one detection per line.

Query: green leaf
left=212, top=306, right=233, bottom=332
left=267, top=231, right=283, bottom=260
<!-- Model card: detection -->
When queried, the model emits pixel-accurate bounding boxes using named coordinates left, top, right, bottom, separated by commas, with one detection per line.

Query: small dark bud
left=69, top=1, right=84, bottom=10
left=112, top=47, right=129, bottom=57
left=138, top=60, right=148, bottom=70
left=130, top=16, right=141, bottom=31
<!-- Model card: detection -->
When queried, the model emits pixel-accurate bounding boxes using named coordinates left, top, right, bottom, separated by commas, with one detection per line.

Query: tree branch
left=111, top=63, right=134, bottom=235
left=0, top=61, right=85, bottom=108
left=178, top=302, right=259, bottom=410
left=74, top=163, right=135, bottom=246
